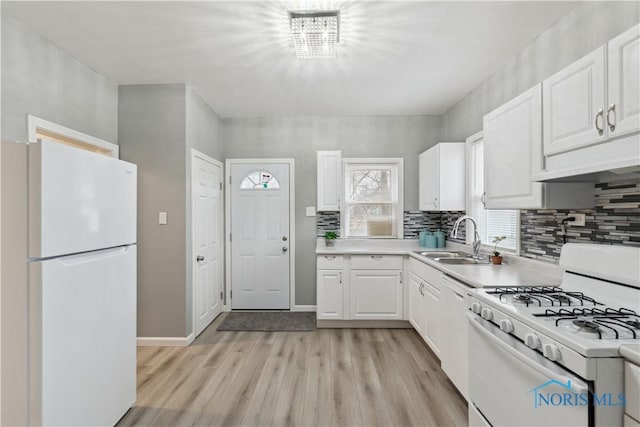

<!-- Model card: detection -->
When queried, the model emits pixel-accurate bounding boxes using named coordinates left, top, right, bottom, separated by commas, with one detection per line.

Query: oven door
left=467, top=313, right=590, bottom=427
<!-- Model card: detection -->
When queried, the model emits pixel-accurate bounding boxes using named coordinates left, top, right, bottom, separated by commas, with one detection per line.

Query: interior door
left=193, top=155, right=223, bottom=336
left=230, top=163, right=290, bottom=309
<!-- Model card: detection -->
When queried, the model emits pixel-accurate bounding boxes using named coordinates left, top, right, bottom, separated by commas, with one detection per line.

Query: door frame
left=191, top=149, right=224, bottom=336
left=224, top=158, right=296, bottom=311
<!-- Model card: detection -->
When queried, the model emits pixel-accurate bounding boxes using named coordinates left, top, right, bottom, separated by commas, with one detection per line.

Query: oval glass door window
left=239, top=170, right=281, bottom=189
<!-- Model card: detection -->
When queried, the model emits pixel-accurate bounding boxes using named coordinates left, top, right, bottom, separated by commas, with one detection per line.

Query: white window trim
left=465, top=131, right=520, bottom=254
left=341, top=157, right=404, bottom=239
left=27, top=115, right=119, bottom=158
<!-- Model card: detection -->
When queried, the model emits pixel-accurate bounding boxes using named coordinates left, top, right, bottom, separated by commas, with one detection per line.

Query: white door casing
left=192, top=151, right=223, bottom=337
left=229, top=161, right=292, bottom=309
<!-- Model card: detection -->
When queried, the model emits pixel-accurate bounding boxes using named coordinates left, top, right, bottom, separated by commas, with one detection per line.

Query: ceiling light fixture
left=290, top=11, right=340, bottom=59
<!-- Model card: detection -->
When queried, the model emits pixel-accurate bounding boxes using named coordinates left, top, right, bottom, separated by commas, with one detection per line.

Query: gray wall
left=1, top=16, right=118, bottom=426
left=441, top=1, right=640, bottom=141
left=223, top=116, right=442, bottom=305
left=119, top=84, right=188, bottom=338
left=1, top=16, right=118, bottom=143
left=119, top=84, right=223, bottom=338
left=184, top=86, right=223, bottom=332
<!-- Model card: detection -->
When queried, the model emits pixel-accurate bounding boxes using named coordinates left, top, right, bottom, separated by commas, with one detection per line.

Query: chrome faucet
left=451, top=215, right=481, bottom=258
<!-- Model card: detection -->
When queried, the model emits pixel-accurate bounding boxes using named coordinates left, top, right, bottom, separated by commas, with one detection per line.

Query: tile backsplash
left=520, top=178, right=640, bottom=263
left=317, top=210, right=466, bottom=242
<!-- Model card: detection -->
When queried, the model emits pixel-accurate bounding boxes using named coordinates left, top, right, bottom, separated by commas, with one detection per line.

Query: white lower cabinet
left=408, top=258, right=442, bottom=356
left=316, top=269, right=343, bottom=320
left=423, top=280, right=441, bottom=355
left=350, top=269, right=402, bottom=319
left=316, top=254, right=403, bottom=321
left=441, top=275, right=469, bottom=399
left=408, top=272, right=425, bottom=335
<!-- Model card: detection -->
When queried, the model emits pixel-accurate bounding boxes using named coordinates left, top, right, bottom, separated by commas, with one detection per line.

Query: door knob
left=196, top=255, right=205, bottom=262
left=282, top=247, right=288, bottom=252
left=282, top=236, right=288, bottom=241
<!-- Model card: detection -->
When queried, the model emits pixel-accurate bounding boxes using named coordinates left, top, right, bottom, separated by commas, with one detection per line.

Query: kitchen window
left=342, top=158, right=403, bottom=238
left=466, top=133, right=519, bottom=251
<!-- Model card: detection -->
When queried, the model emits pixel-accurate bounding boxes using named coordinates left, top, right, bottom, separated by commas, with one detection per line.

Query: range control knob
left=543, top=343, right=561, bottom=361
left=500, top=319, right=514, bottom=333
left=525, top=333, right=541, bottom=349
left=481, top=308, right=494, bottom=321
left=471, top=302, right=482, bottom=314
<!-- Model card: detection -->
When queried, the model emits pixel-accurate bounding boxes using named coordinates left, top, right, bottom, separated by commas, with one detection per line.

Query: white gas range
left=466, top=244, right=640, bottom=427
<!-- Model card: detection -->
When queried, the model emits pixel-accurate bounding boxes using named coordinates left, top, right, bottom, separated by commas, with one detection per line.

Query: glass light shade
left=290, top=11, right=339, bottom=59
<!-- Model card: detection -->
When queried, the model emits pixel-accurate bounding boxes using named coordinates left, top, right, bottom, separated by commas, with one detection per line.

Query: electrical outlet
left=568, top=213, right=586, bottom=226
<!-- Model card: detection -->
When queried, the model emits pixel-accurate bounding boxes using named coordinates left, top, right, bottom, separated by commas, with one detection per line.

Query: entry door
left=193, top=155, right=223, bottom=336
left=230, top=163, right=290, bottom=309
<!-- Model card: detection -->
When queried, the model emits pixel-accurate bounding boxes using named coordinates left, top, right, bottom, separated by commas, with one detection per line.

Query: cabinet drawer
left=626, top=361, right=640, bottom=422
left=408, top=257, right=442, bottom=287
left=317, top=255, right=344, bottom=269
left=351, top=255, right=403, bottom=270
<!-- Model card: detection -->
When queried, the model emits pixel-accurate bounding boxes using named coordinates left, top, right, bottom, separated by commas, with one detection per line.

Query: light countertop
left=316, top=239, right=562, bottom=289
left=620, top=344, right=640, bottom=366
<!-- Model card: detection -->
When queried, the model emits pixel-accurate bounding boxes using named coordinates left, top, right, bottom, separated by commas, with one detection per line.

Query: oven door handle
left=466, top=313, right=588, bottom=395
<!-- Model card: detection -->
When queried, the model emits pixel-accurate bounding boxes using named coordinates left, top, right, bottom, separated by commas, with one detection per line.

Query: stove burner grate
left=494, top=287, right=601, bottom=307
left=534, top=307, right=640, bottom=340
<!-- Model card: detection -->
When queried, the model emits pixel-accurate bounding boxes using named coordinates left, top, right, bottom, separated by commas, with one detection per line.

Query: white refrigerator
left=27, top=140, right=137, bottom=426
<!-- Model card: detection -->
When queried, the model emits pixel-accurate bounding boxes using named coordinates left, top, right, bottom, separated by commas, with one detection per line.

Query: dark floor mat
left=216, top=311, right=316, bottom=332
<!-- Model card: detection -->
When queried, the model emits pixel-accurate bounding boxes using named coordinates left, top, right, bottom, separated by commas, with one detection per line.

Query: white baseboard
left=292, top=305, right=316, bottom=312
left=137, top=332, right=195, bottom=347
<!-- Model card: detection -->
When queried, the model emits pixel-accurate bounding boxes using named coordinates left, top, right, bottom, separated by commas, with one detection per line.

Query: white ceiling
left=2, top=1, right=578, bottom=118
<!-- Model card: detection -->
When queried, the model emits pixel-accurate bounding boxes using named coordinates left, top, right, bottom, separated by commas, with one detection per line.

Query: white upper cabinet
left=538, top=24, right=640, bottom=180
left=543, top=46, right=607, bottom=155
left=484, top=85, right=544, bottom=209
left=608, top=24, right=640, bottom=138
left=419, top=143, right=465, bottom=211
left=484, top=84, right=592, bottom=209
left=317, top=150, right=342, bottom=211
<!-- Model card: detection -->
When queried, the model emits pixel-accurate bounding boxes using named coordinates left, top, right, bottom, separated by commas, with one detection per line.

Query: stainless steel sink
left=414, top=251, right=471, bottom=258
left=433, top=257, right=491, bottom=265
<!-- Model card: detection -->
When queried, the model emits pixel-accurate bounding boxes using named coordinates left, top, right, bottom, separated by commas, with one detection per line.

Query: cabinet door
left=483, top=84, right=544, bottom=209
left=317, top=269, right=343, bottom=319
left=419, top=147, right=439, bottom=210
left=543, top=46, right=607, bottom=155
left=408, top=273, right=424, bottom=336
left=350, top=270, right=402, bottom=320
left=423, top=280, right=441, bottom=356
left=441, top=278, right=469, bottom=399
left=317, top=151, right=342, bottom=211
left=608, top=24, right=640, bottom=138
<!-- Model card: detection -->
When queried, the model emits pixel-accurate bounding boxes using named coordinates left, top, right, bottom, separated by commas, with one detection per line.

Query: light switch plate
left=306, top=206, right=316, bottom=217
left=159, top=212, right=168, bottom=225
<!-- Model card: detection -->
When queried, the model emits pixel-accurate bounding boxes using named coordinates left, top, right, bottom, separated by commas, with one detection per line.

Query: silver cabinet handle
left=282, top=235, right=288, bottom=241
left=282, top=247, right=288, bottom=252
left=339, top=272, right=342, bottom=284
left=400, top=272, right=403, bottom=284
left=196, top=255, right=205, bottom=262
left=419, top=283, right=424, bottom=296
left=607, top=104, right=616, bottom=132
left=595, top=108, right=604, bottom=136
left=434, top=197, right=438, bottom=208
left=371, top=255, right=383, bottom=260
left=324, top=255, right=336, bottom=260
left=481, top=192, right=486, bottom=207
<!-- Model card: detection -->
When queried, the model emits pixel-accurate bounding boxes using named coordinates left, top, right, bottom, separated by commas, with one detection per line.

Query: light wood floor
left=118, top=314, right=468, bottom=427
